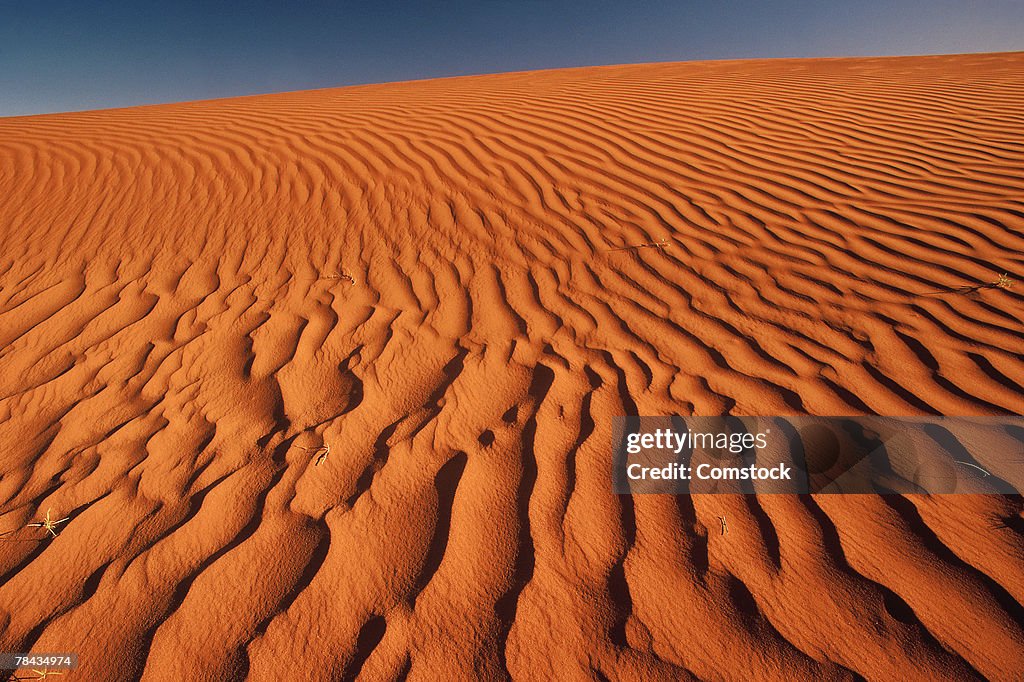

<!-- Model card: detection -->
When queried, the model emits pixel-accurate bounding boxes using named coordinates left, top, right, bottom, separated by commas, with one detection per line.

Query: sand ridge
left=0, top=53, right=1023, bottom=680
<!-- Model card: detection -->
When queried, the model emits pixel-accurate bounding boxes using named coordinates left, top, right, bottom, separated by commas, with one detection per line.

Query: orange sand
left=1, top=53, right=1022, bottom=680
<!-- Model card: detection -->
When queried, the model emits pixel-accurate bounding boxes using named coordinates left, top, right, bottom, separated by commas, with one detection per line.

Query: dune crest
left=1, top=53, right=1023, bottom=680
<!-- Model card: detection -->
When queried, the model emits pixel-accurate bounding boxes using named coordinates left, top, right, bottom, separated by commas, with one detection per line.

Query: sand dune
left=1, top=52, right=1023, bottom=680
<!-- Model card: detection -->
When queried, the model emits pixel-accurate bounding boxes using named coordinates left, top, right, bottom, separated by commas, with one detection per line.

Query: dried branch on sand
left=920, top=273, right=1015, bottom=296
left=1, top=508, right=70, bottom=542
left=606, top=238, right=669, bottom=253
left=299, top=444, right=331, bottom=466
left=27, top=508, right=70, bottom=538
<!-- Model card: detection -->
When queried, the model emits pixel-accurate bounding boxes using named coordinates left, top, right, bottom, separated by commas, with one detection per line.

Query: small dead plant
left=921, top=273, right=1015, bottom=296
left=299, top=444, right=331, bottom=466
left=606, top=238, right=669, bottom=253
left=321, top=272, right=356, bottom=284
left=1, top=508, right=69, bottom=542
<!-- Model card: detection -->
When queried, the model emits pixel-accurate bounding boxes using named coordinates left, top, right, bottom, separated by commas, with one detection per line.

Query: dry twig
left=954, top=460, right=991, bottom=477
left=7, top=670, right=64, bottom=681
left=920, top=273, right=1015, bottom=296
left=322, top=272, right=356, bottom=284
left=2, top=508, right=70, bottom=542
left=606, top=238, right=669, bottom=253
left=299, top=444, right=331, bottom=466
left=26, top=508, right=70, bottom=538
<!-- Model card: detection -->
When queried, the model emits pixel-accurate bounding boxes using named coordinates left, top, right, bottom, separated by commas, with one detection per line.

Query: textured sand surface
left=1, top=53, right=1023, bottom=680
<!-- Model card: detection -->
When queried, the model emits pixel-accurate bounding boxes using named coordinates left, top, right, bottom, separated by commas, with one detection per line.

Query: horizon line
left=5, top=49, right=1021, bottom=120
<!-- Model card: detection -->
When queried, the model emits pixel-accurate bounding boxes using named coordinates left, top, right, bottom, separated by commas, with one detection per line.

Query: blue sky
left=2, top=0, right=1022, bottom=116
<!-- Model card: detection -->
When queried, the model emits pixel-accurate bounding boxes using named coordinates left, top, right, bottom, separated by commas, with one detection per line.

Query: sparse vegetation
left=922, top=272, right=1015, bottom=296
left=6, top=669, right=64, bottom=681
left=0, top=508, right=69, bottom=542
left=26, top=508, right=70, bottom=538
left=299, top=444, right=331, bottom=466
left=606, top=238, right=669, bottom=253
left=322, top=272, right=356, bottom=284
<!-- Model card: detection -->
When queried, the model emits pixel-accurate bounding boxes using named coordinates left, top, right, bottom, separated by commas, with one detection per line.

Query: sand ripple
left=1, top=53, right=1023, bottom=680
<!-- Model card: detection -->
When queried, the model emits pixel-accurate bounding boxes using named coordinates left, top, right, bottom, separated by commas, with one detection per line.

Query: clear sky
left=2, top=0, right=1023, bottom=116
